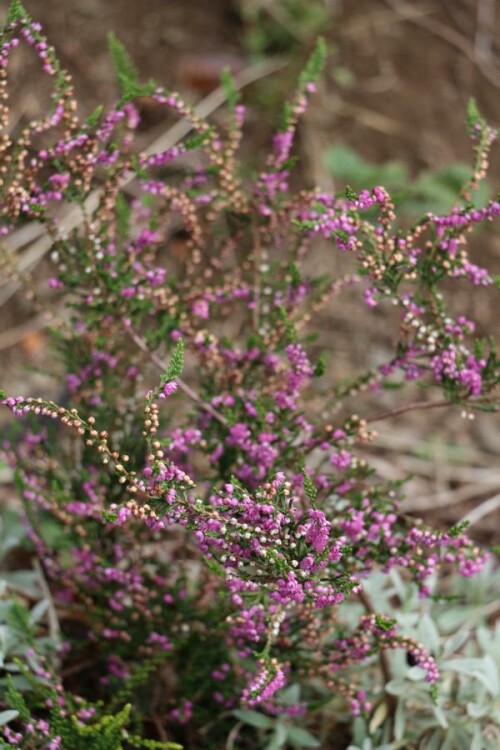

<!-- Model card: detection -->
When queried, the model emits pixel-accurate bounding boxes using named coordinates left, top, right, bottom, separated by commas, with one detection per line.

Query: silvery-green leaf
left=438, top=608, right=471, bottom=632
left=351, top=716, right=368, bottom=745
left=425, top=730, right=444, bottom=750
left=471, top=725, right=483, bottom=750
left=444, top=728, right=470, bottom=750
left=442, top=657, right=482, bottom=672
left=266, top=722, right=287, bottom=750
left=396, top=612, right=419, bottom=630
left=418, top=613, right=440, bottom=653
left=385, top=679, right=406, bottom=696
left=394, top=700, right=406, bottom=742
left=1, top=571, right=41, bottom=598
left=443, top=656, right=499, bottom=696
left=29, top=599, right=49, bottom=626
left=467, top=702, right=488, bottom=719
left=2, top=674, right=30, bottom=690
left=233, top=709, right=275, bottom=729
left=442, top=628, right=471, bottom=657
left=277, top=683, right=300, bottom=705
left=0, top=625, right=16, bottom=664
left=407, top=666, right=427, bottom=681
left=286, top=725, right=320, bottom=747
left=481, top=655, right=499, bottom=696
left=432, top=705, right=449, bottom=729
left=389, top=569, right=406, bottom=601
left=0, top=710, right=18, bottom=726
left=2, top=662, right=21, bottom=672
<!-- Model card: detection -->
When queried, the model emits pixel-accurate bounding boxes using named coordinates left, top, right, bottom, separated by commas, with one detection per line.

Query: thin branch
left=366, top=398, right=453, bottom=424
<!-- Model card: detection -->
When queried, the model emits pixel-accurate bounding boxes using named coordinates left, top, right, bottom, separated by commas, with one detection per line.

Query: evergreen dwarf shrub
left=0, top=2, right=499, bottom=748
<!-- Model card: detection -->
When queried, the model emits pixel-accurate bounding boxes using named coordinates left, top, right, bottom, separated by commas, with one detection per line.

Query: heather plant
left=0, top=2, right=499, bottom=748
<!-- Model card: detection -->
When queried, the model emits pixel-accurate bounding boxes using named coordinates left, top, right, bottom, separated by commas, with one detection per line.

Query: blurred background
left=1, top=0, right=500, bottom=545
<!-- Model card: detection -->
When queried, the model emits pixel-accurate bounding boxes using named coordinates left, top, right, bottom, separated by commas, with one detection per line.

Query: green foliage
left=299, top=37, right=327, bottom=88
left=220, top=68, right=240, bottom=112
left=86, top=105, right=104, bottom=129
left=276, top=306, right=297, bottom=345
left=302, top=471, right=317, bottom=505
left=107, top=33, right=156, bottom=102
left=239, top=0, right=329, bottom=57
left=313, top=353, right=326, bottom=378
left=448, top=520, right=471, bottom=538
left=116, top=193, right=131, bottom=241
left=160, top=339, right=185, bottom=386
left=6, top=0, right=29, bottom=25
left=466, top=98, right=486, bottom=137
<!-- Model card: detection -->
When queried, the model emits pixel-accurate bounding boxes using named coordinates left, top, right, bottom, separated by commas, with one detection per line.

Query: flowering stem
left=127, top=328, right=228, bottom=426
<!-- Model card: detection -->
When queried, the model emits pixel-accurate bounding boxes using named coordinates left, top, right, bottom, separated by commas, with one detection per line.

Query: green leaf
left=313, top=353, right=326, bottom=377
left=267, top=723, right=288, bottom=750
left=276, top=306, right=297, bottom=345
left=85, top=105, right=104, bottom=129
left=466, top=98, right=485, bottom=136
left=28, top=599, right=49, bottom=626
left=108, top=33, right=156, bottom=101
left=160, top=339, right=185, bottom=385
left=6, top=0, right=29, bottom=25
left=108, top=32, right=139, bottom=87
left=374, top=613, right=396, bottom=631
left=233, top=709, right=275, bottom=729
left=116, top=193, right=131, bottom=241
left=448, top=520, right=470, bottom=538
left=220, top=67, right=240, bottom=111
left=302, top=471, right=317, bottom=505
left=299, top=37, right=327, bottom=88
left=417, top=612, right=440, bottom=654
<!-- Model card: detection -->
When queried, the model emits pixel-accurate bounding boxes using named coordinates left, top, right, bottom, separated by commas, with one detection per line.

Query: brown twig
left=366, top=398, right=454, bottom=424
